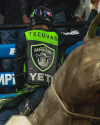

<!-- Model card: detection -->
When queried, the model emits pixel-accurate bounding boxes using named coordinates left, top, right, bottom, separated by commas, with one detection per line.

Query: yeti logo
left=31, top=44, right=55, bottom=72
left=35, top=52, right=50, bottom=68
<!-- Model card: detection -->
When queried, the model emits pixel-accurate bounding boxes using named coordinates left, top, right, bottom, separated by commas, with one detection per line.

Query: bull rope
left=51, top=81, right=100, bottom=121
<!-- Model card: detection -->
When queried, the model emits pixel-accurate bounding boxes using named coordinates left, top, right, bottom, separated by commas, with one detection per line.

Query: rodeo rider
left=0, top=2, right=99, bottom=124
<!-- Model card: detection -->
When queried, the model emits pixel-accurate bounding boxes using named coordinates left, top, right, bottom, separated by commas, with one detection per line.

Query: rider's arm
left=14, top=37, right=26, bottom=91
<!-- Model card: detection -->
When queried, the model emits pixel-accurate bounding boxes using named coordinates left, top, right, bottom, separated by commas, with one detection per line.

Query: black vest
left=25, top=29, right=59, bottom=85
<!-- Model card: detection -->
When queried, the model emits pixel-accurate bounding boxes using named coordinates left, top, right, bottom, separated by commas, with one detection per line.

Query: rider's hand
left=22, top=14, right=29, bottom=24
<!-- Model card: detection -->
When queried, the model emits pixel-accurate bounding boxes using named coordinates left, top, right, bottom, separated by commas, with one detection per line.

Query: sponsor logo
left=29, top=73, right=53, bottom=82
left=31, top=44, right=55, bottom=72
left=28, top=32, right=58, bottom=41
left=0, top=73, right=15, bottom=86
left=9, top=48, right=15, bottom=55
left=36, top=52, right=50, bottom=68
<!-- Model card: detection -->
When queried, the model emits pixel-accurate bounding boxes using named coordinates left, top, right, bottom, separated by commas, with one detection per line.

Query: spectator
left=0, top=0, right=27, bottom=93
left=0, top=1, right=5, bottom=16
left=74, top=0, right=100, bottom=21
left=74, top=0, right=92, bottom=21
left=38, top=0, right=80, bottom=22
left=20, top=0, right=41, bottom=24
left=20, top=0, right=80, bottom=32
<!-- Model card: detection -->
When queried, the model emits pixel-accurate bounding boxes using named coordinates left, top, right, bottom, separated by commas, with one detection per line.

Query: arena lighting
left=0, top=21, right=87, bottom=30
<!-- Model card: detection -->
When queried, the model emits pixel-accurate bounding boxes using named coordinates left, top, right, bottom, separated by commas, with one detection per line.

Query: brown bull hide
left=28, top=12, right=100, bottom=125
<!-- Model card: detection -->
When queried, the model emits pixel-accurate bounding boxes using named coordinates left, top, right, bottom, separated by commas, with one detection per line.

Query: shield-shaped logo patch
left=31, top=44, right=55, bottom=72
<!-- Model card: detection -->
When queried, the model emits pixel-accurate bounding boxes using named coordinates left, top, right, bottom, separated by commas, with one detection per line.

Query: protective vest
left=25, top=29, right=58, bottom=85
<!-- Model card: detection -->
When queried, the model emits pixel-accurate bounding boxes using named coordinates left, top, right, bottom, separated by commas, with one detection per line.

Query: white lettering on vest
left=29, top=73, right=37, bottom=81
left=38, top=73, right=44, bottom=81
left=45, top=74, right=51, bottom=82
left=29, top=73, right=53, bottom=82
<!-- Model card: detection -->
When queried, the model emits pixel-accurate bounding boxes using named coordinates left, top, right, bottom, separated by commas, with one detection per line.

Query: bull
left=28, top=8, right=100, bottom=125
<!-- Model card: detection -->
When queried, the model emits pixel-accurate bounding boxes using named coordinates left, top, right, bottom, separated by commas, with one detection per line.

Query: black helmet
left=28, top=6, right=54, bottom=30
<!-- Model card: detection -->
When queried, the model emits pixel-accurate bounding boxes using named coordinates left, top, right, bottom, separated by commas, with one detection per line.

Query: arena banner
left=0, top=72, right=15, bottom=87
left=0, top=44, right=15, bottom=58
left=0, top=93, right=17, bottom=99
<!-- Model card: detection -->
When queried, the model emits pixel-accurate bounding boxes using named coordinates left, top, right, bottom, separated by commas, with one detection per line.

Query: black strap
left=27, top=82, right=49, bottom=86
left=15, top=107, right=21, bottom=115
